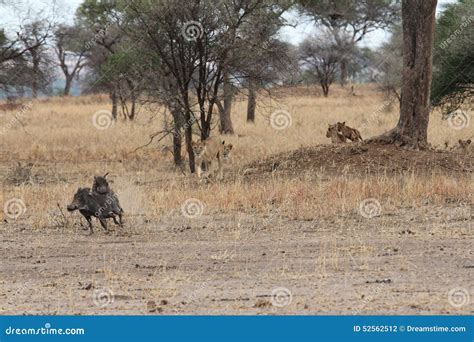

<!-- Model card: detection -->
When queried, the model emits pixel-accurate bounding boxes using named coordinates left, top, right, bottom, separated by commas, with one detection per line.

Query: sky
left=0, top=0, right=457, bottom=49
left=279, top=0, right=457, bottom=48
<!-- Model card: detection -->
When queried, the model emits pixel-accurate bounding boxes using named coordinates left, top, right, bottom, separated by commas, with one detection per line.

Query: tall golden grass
left=0, top=84, right=471, bottom=226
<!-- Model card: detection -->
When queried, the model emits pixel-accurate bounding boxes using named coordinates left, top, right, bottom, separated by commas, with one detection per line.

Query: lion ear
left=342, top=121, right=345, bottom=125
left=228, top=144, right=233, bottom=149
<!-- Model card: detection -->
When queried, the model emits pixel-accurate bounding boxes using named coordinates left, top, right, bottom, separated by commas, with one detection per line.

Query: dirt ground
left=0, top=91, right=472, bottom=315
left=1, top=206, right=472, bottom=315
left=1, top=146, right=472, bottom=315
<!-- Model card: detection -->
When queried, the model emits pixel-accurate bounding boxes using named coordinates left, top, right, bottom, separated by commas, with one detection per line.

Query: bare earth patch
left=1, top=202, right=472, bottom=315
left=0, top=91, right=472, bottom=315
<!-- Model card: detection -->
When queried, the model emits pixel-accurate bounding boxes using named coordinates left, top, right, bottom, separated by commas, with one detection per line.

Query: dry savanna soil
left=0, top=86, right=472, bottom=314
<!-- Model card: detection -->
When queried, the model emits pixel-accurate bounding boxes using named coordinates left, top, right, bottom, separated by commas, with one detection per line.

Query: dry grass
left=2, top=85, right=472, bottom=315
left=0, top=84, right=472, bottom=226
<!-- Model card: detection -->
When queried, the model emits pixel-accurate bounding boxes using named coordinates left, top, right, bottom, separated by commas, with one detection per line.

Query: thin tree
left=0, top=27, right=49, bottom=94
left=53, top=24, right=88, bottom=96
left=298, top=0, right=399, bottom=86
left=19, top=21, right=52, bottom=98
left=124, top=0, right=290, bottom=172
left=299, top=32, right=341, bottom=97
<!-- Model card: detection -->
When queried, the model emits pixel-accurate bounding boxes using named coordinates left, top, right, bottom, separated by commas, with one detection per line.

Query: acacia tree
left=242, top=40, right=296, bottom=122
left=123, top=0, right=289, bottom=172
left=431, top=0, right=474, bottom=114
left=216, top=1, right=292, bottom=130
left=0, top=28, right=48, bottom=64
left=234, top=3, right=294, bottom=123
left=369, top=0, right=438, bottom=149
left=19, top=21, right=53, bottom=98
left=53, top=24, right=89, bottom=96
left=76, top=0, right=126, bottom=119
left=299, top=32, right=341, bottom=97
left=299, top=0, right=399, bottom=86
left=0, top=26, right=49, bottom=95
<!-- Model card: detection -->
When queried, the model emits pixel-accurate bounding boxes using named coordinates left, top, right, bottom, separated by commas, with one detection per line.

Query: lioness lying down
left=326, top=123, right=346, bottom=143
left=336, top=122, right=363, bottom=142
left=326, top=122, right=363, bottom=143
left=191, top=138, right=233, bottom=180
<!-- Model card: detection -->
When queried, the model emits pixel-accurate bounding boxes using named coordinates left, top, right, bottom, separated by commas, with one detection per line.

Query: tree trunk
left=201, top=115, right=211, bottom=140
left=129, top=96, right=136, bottom=121
left=126, top=78, right=137, bottom=120
left=368, top=0, right=437, bottom=149
left=339, top=59, right=347, bottom=87
left=321, top=81, right=329, bottom=97
left=31, top=60, right=39, bottom=99
left=182, top=90, right=195, bottom=173
left=170, top=105, right=183, bottom=166
left=64, top=76, right=73, bottom=96
left=219, top=70, right=234, bottom=134
left=172, top=130, right=182, bottom=166
left=185, top=111, right=195, bottom=173
left=31, top=78, right=38, bottom=98
left=247, top=81, right=257, bottom=123
left=111, top=90, right=118, bottom=120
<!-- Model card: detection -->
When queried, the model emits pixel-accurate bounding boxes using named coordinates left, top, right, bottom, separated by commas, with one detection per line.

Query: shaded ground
left=1, top=204, right=472, bottom=315
left=1, top=144, right=472, bottom=315
left=243, top=144, right=473, bottom=177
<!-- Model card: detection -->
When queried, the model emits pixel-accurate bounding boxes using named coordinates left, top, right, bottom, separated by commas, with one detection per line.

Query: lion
left=336, top=122, right=363, bottom=142
left=326, top=124, right=347, bottom=144
left=191, top=138, right=233, bottom=180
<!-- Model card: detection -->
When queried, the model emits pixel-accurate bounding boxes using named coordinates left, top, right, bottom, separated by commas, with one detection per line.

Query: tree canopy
left=431, top=0, right=474, bottom=112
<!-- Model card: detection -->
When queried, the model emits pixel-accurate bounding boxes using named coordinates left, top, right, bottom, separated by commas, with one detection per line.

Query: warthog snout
left=67, top=203, right=78, bottom=211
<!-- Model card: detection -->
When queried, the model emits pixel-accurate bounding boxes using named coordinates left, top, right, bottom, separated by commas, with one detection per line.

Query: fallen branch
left=131, top=129, right=170, bottom=153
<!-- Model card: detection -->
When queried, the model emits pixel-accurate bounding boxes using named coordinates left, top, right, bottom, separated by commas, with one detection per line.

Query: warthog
left=92, top=173, right=111, bottom=194
left=91, top=173, right=123, bottom=224
left=67, top=187, right=123, bottom=234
